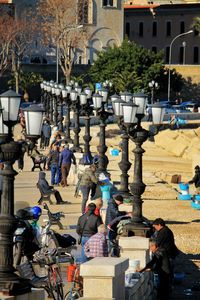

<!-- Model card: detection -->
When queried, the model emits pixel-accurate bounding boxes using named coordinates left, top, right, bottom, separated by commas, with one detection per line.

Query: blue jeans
left=51, top=165, right=59, bottom=185
left=81, top=236, right=90, bottom=263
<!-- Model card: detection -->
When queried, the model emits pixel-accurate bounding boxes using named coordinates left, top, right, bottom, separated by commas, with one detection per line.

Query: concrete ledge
left=80, top=257, right=129, bottom=277
left=0, top=289, right=45, bottom=300
left=119, top=236, right=149, bottom=250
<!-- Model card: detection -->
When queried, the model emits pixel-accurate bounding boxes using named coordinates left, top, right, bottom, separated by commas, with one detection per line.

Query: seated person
left=31, top=144, right=47, bottom=170
left=37, top=171, right=70, bottom=205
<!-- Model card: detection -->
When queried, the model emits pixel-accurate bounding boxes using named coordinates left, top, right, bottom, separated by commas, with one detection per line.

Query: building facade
left=124, top=2, right=200, bottom=65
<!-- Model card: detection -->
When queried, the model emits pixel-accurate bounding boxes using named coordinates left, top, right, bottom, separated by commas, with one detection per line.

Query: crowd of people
left=14, top=117, right=180, bottom=299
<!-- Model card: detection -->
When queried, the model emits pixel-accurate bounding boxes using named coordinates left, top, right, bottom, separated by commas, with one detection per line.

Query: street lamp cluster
left=112, top=91, right=166, bottom=236
left=0, top=89, right=44, bottom=294
left=41, top=80, right=117, bottom=168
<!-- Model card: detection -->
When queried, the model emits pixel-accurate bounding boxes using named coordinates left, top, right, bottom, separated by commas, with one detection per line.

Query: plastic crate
left=194, top=195, right=200, bottom=200
left=191, top=201, right=200, bottom=210
left=179, top=182, right=189, bottom=191
left=178, top=194, right=191, bottom=200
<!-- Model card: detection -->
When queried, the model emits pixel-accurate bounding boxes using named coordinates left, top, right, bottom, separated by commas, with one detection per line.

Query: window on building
left=152, top=47, right=157, bottom=53
left=165, top=46, right=170, bottom=63
left=102, top=0, right=117, bottom=7
left=152, top=21, right=157, bottom=37
left=179, top=46, right=184, bottom=64
left=125, top=22, right=130, bottom=38
left=194, top=47, right=199, bottom=64
left=180, top=21, right=185, bottom=34
left=78, top=0, right=93, bottom=24
left=166, top=21, right=171, bottom=37
left=139, top=22, right=144, bottom=37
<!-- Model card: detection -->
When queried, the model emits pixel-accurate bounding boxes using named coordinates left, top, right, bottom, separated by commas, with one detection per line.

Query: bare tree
left=0, top=14, right=15, bottom=77
left=11, top=16, right=36, bottom=93
left=37, top=0, right=88, bottom=83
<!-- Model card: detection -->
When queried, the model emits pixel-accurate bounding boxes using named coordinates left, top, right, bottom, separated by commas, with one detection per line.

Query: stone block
left=119, top=204, right=132, bottom=212
left=119, top=236, right=149, bottom=250
left=120, top=250, right=149, bottom=268
left=167, top=137, right=188, bottom=157
left=0, top=289, right=45, bottom=300
left=80, top=257, right=128, bottom=300
left=80, top=257, right=129, bottom=277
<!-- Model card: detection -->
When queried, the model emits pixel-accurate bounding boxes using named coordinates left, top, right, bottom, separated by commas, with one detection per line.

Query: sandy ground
left=14, top=122, right=200, bottom=299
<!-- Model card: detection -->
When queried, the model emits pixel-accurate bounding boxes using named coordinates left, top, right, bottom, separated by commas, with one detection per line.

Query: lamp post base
left=122, top=219, right=152, bottom=238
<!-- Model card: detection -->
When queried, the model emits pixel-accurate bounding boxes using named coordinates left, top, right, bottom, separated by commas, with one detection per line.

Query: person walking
left=139, top=239, right=171, bottom=300
left=47, top=144, right=60, bottom=186
left=79, top=164, right=98, bottom=214
left=76, top=203, right=103, bottom=263
left=37, top=172, right=69, bottom=205
left=59, top=142, right=76, bottom=187
left=84, top=224, right=108, bottom=259
left=41, top=120, right=52, bottom=148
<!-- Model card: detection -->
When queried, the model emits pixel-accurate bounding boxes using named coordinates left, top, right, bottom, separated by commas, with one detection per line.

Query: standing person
left=84, top=224, right=108, bottom=259
left=139, top=239, right=171, bottom=300
left=16, top=136, right=27, bottom=172
left=47, top=144, right=60, bottom=185
left=186, top=165, right=200, bottom=194
left=0, top=162, right=4, bottom=212
left=79, top=164, right=98, bottom=214
left=41, top=120, right=52, bottom=148
left=59, top=142, right=76, bottom=187
left=76, top=203, right=103, bottom=263
left=37, top=172, right=70, bottom=205
left=105, top=194, right=126, bottom=227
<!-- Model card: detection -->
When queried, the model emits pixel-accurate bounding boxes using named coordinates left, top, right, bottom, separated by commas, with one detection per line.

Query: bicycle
left=64, top=261, right=83, bottom=300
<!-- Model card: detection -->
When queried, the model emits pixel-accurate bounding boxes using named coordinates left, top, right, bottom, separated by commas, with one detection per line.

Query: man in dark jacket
left=41, top=120, right=52, bottom=148
left=47, top=144, right=60, bottom=185
left=187, top=165, right=200, bottom=194
left=152, top=218, right=179, bottom=260
left=76, top=203, right=103, bottom=263
left=139, top=239, right=171, bottom=300
left=59, top=143, right=76, bottom=187
left=37, top=172, right=69, bottom=204
left=105, top=194, right=126, bottom=227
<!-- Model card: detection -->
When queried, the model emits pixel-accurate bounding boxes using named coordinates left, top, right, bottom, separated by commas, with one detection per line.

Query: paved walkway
left=13, top=123, right=200, bottom=299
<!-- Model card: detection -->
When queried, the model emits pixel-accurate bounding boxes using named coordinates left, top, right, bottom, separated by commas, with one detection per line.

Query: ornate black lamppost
left=45, top=82, right=52, bottom=119
left=92, top=93, right=113, bottom=174
left=54, top=84, right=61, bottom=127
left=57, top=84, right=64, bottom=133
left=120, top=91, right=133, bottom=103
left=113, top=98, right=132, bottom=195
left=121, top=93, right=166, bottom=237
left=61, top=85, right=72, bottom=142
left=70, top=89, right=82, bottom=152
left=0, top=89, right=44, bottom=294
left=40, top=81, right=45, bottom=104
left=23, top=104, right=45, bottom=151
left=49, top=83, right=55, bottom=124
left=79, top=91, right=93, bottom=165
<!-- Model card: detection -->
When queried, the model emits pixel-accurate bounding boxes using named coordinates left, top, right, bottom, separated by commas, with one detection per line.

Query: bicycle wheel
left=64, top=290, right=81, bottom=300
left=47, top=267, right=64, bottom=300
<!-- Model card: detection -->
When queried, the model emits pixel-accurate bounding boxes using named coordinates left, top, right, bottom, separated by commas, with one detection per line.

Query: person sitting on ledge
left=37, top=171, right=70, bottom=205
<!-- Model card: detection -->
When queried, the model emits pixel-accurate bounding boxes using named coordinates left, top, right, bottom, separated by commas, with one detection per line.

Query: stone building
left=124, top=1, right=200, bottom=64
